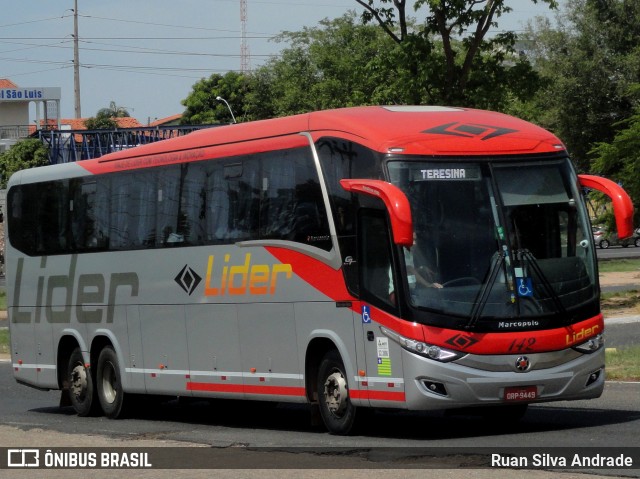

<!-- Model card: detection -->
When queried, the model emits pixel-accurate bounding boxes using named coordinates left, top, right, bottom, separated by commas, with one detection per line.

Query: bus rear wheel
left=67, top=347, right=97, bottom=416
left=96, top=346, right=125, bottom=419
left=317, top=350, right=357, bottom=435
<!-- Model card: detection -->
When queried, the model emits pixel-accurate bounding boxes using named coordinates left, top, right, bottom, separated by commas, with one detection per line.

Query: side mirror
left=579, top=174, right=634, bottom=239
left=340, top=179, right=413, bottom=247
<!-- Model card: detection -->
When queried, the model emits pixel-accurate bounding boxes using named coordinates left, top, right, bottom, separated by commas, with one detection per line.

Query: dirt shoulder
left=599, top=271, right=640, bottom=288
left=599, top=271, right=640, bottom=317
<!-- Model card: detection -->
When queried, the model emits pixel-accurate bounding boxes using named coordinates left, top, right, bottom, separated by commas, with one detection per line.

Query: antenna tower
left=240, top=0, right=250, bottom=73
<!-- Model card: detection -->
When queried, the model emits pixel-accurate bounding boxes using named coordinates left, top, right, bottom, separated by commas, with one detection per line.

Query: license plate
left=504, top=385, right=538, bottom=401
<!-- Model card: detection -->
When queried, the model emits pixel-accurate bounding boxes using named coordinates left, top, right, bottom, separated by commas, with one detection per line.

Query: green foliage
left=590, top=106, right=640, bottom=223
left=598, top=258, right=640, bottom=273
left=84, top=102, right=131, bottom=130
left=84, top=116, right=118, bottom=130
left=0, top=138, right=49, bottom=188
left=357, top=0, right=552, bottom=107
left=181, top=71, right=251, bottom=124
left=0, top=328, right=8, bottom=355
left=258, top=15, right=402, bottom=115
left=520, top=0, right=640, bottom=171
left=605, top=346, right=640, bottom=381
left=96, top=101, right=131, bottom=118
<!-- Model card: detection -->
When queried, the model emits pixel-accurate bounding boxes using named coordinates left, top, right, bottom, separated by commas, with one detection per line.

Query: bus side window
left=358, top=209, right=397, bottom=312
left=110, top=171, right=157, bottom=250
left=260, top=148, right=331, bottom=251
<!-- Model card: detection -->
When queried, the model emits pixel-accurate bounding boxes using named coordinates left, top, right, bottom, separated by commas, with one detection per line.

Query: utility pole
left=73, top=0, right=82, bottom=118
left=240, top=0, right=250, bottom=73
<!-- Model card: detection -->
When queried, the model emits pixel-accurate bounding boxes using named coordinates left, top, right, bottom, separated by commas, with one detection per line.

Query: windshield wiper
left=466, top=251, right=505, bottom=330
left=517, top=249, right=568, bottom=320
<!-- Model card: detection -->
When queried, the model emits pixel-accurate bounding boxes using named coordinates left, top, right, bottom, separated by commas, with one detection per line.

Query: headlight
left=572, top=333, right=604, bottom=354
left=380, top=326, right=466, bottom=362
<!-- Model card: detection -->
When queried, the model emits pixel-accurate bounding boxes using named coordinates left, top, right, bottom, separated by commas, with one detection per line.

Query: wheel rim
left=101, top=361, right=118, bottom=405
left=323, top=369, right=348, bottom=417
left=70, top=364, right=88, bottom=400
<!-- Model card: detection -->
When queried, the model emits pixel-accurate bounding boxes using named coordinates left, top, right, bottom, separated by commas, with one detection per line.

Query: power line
left=0, top=15, right=71, bottom=29
left=0, top=36, right=273, bottom=40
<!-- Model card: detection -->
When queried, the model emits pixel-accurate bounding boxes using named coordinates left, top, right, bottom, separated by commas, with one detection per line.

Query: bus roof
left=40, top=106, right=570, bottom=178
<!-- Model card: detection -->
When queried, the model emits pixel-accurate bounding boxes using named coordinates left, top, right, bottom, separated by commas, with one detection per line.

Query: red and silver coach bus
left=6, top=106, right=633, bottom=434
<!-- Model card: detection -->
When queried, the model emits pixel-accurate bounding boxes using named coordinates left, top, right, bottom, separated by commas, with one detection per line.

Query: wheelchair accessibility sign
left=362, top=305, right=372, bottom=323
left=517, top=277, right=533, bottom=297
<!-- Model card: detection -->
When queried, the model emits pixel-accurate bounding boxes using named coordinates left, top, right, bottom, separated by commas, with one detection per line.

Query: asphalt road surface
left=596, top=245, right=640, bottom=260
left=0, top=348, right=638, bottom=477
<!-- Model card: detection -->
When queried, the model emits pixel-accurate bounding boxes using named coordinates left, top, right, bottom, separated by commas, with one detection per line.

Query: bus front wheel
left=317, top=350, right=357, bottom=435
left=67, top=347, right=97, bottom=416
left=96, top=346, right=125, bottom=419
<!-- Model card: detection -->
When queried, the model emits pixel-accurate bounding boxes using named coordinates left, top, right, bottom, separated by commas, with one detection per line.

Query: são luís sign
left=0, top=87, right=60, bottom=101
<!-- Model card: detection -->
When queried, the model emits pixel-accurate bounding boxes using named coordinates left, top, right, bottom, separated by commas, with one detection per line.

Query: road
left=596, top=245, right=640, bottom=260
left=0, top=312, right=638, bottom=477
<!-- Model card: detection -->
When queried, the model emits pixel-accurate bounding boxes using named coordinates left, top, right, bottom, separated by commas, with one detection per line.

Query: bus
left=6, top=106, right=633, bottom=435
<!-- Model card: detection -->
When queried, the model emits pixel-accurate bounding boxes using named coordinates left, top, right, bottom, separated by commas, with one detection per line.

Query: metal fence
left=37, top=125, right=216, bottom=164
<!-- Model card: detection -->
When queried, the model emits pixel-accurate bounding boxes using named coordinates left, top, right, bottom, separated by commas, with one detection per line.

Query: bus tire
left=67, top=347, right=97, bottom=417
left=317, top=350, right=356, bottom=435
left=96, top=346, right=125, bottom=419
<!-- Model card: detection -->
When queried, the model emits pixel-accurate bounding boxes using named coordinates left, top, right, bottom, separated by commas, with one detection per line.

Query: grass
left=598, top=258, right=640, bottom=273
left=0, top=328, right=8, bottom=355
left=605, top=346, right=640, bottom=381
left=601, top=289, right=640, bottom=311
left=0, top=291, right=7, bottom=355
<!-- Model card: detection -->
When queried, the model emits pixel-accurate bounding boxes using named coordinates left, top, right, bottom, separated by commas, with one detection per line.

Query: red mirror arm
left=579, top=174, right=634, bottom=239
left=340, top=179, right=413, bottom=247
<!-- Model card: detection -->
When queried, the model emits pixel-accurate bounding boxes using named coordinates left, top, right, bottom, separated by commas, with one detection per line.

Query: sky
left=0, top=0, right=561, bottom=126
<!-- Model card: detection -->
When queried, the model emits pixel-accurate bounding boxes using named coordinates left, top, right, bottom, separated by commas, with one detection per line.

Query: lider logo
left=565, top=325, right=600, bottom=346
left=203, top=253, right=292, bottom=296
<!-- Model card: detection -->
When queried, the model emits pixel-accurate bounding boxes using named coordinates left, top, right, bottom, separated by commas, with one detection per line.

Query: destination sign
left=412, top=166, right=481, bottom=181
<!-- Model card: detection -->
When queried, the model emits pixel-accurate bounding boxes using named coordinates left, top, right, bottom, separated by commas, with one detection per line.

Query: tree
left=257, top=14, right=402, bottom=116
left=0, top=138, right=49, bottom=188
left=181, top=71, right=251, bottom=124
left=355, top=0, right=554, bottom=107
left=96, top=101, right=131, bottom=118
left=84, top=116, right=118, bottom=130
left=84, top=102, right=131, bottom=129
left=521, top=0, right=640, bottom=171
left=180, top=15, right=404, bottom=121
left=590, top=99, right=640, bottom=224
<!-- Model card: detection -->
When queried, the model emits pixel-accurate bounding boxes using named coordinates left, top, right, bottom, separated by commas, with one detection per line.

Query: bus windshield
left=387, top=158, right=597, bottom=323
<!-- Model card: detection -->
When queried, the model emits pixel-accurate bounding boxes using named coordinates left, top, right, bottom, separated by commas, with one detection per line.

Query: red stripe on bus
left=350, top=389, right=406, bottom=402
left=187, top=382, right=306, bottom=397
left=265, top=247, right=351, bottom=301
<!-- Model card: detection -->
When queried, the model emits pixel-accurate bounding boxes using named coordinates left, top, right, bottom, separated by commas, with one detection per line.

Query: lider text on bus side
left=11, top=256, right=139, bottom=324
left=204, top=253, right=292, bottom=296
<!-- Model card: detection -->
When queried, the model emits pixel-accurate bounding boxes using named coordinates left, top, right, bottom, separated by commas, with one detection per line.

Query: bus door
left=340, top=179, right=414, bottom=406
left=356, top=208, right=406, bottom=406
